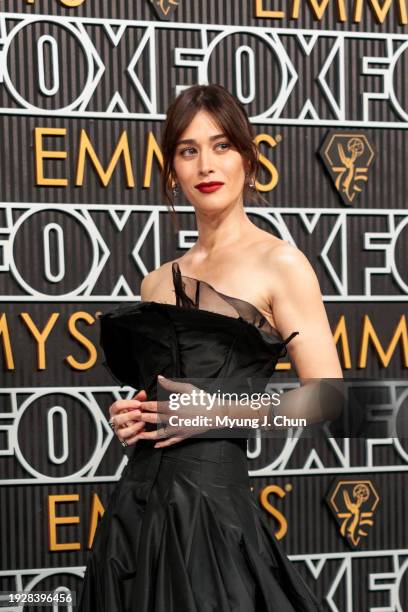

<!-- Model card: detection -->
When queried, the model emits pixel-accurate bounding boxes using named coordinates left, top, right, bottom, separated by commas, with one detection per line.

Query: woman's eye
left=216, top=142, right=230, bottom=150
left=179, top=142, right=230, bottom=157
left=180, top=147, right=196, bottom=156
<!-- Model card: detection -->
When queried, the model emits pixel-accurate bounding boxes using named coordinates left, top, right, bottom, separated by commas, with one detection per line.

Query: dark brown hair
left=160, top=84, right=268, bottom=212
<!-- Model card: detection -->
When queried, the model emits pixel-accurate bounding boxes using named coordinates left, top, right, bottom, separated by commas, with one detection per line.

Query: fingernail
left=158, top=375, right=165, bottom=381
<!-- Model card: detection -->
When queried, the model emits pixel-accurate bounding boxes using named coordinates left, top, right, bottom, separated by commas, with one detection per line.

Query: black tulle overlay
left=77, top=263, right=322, bottom=612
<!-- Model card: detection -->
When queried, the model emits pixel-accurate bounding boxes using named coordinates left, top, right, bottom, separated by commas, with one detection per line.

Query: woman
left=78, top=84, right=342, bottom=611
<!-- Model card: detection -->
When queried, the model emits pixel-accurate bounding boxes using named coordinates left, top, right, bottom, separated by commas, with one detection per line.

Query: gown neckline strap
left=172, top=261, right=266, bottom=317
left=171, top=261, right=299, bottom=346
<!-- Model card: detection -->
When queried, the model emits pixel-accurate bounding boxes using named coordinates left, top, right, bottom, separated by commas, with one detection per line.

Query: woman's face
left=172, top=110, right=248, bottom=212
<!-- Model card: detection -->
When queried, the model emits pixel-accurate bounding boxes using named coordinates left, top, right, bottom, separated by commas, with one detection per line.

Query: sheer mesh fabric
left=171, top=261, right=284, bottom=341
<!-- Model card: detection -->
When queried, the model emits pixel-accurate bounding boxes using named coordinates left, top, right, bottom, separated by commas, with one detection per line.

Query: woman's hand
left=134, top=376, right=214, bottom=448
left=108, top=389, right=148, bottom=447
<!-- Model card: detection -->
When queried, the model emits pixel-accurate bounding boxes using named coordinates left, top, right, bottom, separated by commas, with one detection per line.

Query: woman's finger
left=117, top=420, right=145, bottom=440
left=157, top=375, right=194, bottom=393
left=109, top=389, right=146, bottom=418
left=109, top=399, right=141, bottom=418
left=154, top=436, right=185, bottom=448
left=133, top=389, right=147, bottom=399
left=111, top=409, right=141, bottom=429
left=138, top=412, right=169, bottom=424
left=125, top=428, right=148, bottom=446
left=124, top=389, right=147, bottom=426
left=116, top=422, right=146, bottom=447
left=138, top=399, right=169, bottom=413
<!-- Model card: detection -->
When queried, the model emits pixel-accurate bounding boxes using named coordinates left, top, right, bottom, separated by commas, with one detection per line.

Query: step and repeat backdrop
left=0, top=1, right=407, bottom=610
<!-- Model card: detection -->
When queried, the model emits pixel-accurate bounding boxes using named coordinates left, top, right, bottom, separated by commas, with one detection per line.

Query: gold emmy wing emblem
left=326, top=480, right=379, bottom=549
left=319, top=132, right=375, bottom=206
left=149, top=0, right=180, bottom=20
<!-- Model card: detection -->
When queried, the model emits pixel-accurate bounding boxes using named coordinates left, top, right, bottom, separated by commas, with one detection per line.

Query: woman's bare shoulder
left=259, top=238, right=319, bottom=292
left=266, top=239, right=312, bottom=270
left=140, top=259, right=180, bottom=300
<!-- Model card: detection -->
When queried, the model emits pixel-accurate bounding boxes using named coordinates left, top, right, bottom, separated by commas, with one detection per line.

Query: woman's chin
left=192, top=202, right=231, bottom=215
left=190, top=195, right=241, bottom=212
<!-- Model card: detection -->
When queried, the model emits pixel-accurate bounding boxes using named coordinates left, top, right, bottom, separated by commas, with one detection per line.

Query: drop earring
left=246, top=172, right=255, bottom=189
left=172, top=183, right=179, bottom=198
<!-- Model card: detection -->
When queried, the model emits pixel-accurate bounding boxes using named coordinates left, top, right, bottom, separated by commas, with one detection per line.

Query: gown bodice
left=100, top=262, right=298, bottom=401
left=78, top=264, right=323, bottom=612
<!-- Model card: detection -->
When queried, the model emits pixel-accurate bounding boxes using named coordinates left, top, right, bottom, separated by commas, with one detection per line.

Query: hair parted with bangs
left=160, top=84, right=268, bottom=212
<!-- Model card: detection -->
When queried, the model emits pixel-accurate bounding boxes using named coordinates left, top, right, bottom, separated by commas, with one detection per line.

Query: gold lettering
left=60, top=0, right=86, bottom=6
left=253, top=133, right=280, bottom=192
left=254, top=0, right=285, bottom=18
left=66, top=312, right=97, bottom=370
left=48, top=494, right=80, bottom=552
left=20, top=313, right=59, bottom=370
left=399, top=0, right=408, bottom=21
left=358, top=314, right=408, bottom=368
left=87, top=493, right=105, bottom=549
left=333, top=315, right=352, bottom=369
left=0, top=314, right=15, bottom=369
left=353, top=0, right=408, bottom=24
left=34, top=128, right=68, bottom=187
left=276, top=361, right=291, bottom=370
left=75, top=130, right=135, bottom=187
left=259, top=485, right=288, bottom=539
left=143, top=132, right=163, bottom=188
left=26, top=0, right=86, bottom=5
left=292, top=0, right=347, bottom=20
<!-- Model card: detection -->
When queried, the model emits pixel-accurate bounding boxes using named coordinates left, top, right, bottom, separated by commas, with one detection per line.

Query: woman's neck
left=193, top=206, right=256, bottom=256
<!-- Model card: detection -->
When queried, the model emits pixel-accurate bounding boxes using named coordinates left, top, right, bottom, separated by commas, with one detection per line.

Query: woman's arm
left=267, top=243, right=343, bottom=379
left=212, top=243, right=345, bottom=429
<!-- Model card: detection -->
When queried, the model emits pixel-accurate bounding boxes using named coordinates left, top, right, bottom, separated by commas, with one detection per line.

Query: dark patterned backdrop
left=0, top=2, right=407, bottom=610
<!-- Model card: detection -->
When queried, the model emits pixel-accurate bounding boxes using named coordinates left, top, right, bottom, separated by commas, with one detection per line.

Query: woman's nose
left=198, top=150, right=213, bottom=175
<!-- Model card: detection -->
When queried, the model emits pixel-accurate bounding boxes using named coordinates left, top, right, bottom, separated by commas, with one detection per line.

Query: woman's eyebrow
left=176, top=133, right=227, bottom=146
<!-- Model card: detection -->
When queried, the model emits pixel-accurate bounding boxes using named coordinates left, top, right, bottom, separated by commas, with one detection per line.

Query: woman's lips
left=196, top=183, right=224, bottom=193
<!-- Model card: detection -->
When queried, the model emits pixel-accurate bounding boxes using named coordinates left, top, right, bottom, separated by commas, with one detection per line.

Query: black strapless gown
left=77, top=262, right=322, bottom=612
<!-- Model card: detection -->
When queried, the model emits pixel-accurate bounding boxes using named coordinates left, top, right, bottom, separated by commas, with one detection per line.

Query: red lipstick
left=195, top=181, right=224, bottom=193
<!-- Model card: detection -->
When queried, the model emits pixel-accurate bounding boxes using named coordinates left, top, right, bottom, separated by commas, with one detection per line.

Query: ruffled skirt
left=77, top=438, right=322, bottom=612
